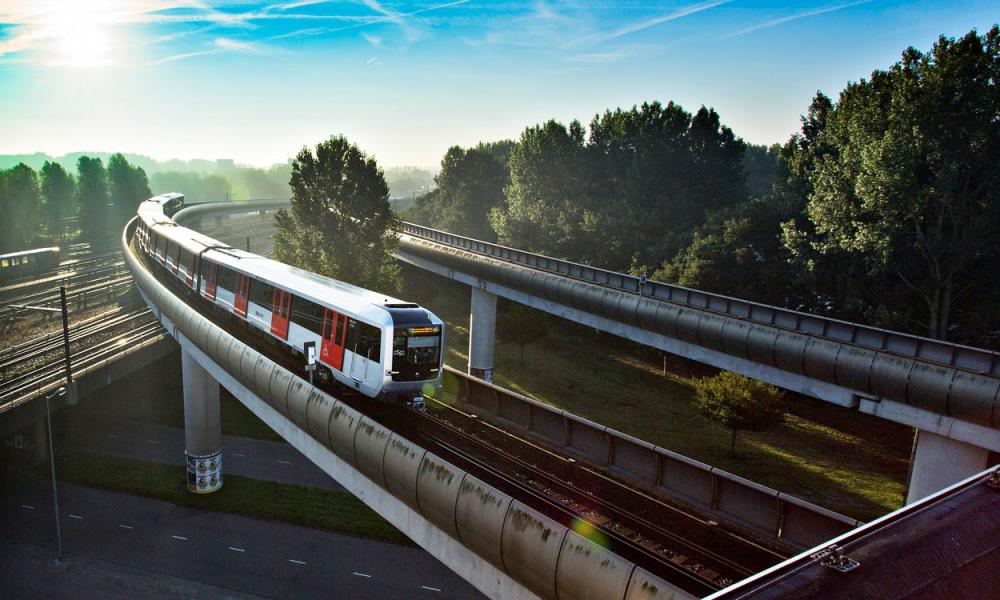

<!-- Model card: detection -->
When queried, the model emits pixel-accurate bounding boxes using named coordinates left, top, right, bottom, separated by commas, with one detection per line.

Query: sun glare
left=37, top=0, right=119, bottom=68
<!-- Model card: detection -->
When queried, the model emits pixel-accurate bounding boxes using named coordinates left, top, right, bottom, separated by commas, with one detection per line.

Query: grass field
left=46, top=451, right=410, bottom=545
left=397, top=265, right=912, bottom=522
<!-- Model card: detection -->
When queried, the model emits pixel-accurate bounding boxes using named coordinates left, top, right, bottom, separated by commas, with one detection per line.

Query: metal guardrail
left=445, top=366, right=861, bottom=551
left=402, top=223, right=1000, bottom=377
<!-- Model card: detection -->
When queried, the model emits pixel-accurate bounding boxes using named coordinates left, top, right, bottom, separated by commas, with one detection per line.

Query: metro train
left=0, top=246, right=61, bottom=281
left=135, top=193, right=443, bottom=405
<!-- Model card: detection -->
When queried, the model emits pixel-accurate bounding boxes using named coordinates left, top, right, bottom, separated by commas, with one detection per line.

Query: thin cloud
left=214, top=37, right=265, bottom=53
left=149, top=49, right=216, bottom=65
left=726, top=0, right=874, bottom=39
left=361, top=32, right=382, bottom=47
left=569, top=0, right=730, bottom=48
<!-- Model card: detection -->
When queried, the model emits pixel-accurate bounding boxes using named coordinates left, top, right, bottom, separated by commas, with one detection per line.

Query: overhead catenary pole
left=60, top=286, right=72, bottom=384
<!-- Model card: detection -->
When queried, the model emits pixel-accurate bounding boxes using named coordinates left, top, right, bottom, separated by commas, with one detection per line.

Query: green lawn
left=49, top=451, right=410, bottom=545
left=398, top=265, right=911, bottom=522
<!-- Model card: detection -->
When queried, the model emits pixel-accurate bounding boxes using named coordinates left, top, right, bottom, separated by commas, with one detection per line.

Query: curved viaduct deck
left=176, top=201, right=1000, bottom=501
left=125, top=212, right=707, bottom=600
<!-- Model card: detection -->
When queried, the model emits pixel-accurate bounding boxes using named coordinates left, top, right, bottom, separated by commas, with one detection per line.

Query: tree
left=406, top=140, right=515, bottom=241
left=490, top=120, right=601, bottom=263
left=587, top=102, right=747, bottom=270
left=274, top=135, right=399, bottom=291
left=743, top=143, right=781, bottom=200
left=498, top=302, right=549, bottom=363
left=76, top=156, right=110, bottom=245
left=491, top=102, right=748, bottom=272
left=792, top=27, right=1000, bottom=340
left=108, top=153, right=151, bottom=230
left=0, top=164, right=41, bottom=251
left=693, top=371, right=784, bottom=456
left=40, top=161, right=76, bottom=239
left=657, top=198, right=793, bottom=306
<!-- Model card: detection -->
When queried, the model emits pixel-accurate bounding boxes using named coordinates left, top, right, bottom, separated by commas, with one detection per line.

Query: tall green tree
left=108, top=153, right=151, bottom=230
left=490, top=120, right=601, bottom=263
left=274, top=135, right=399, bottom=291
left=406, top=140, right=515, bottom=241
left=789, top=26, right=1000, bottom=340
left=657, top=198, right=793, bottom=306
left=491, top=102, right=747, bottom=271
left=0, top=164, right=41, bottom=251
left=40, top=161, right=76, bottom=239
left=76, top=156, right=111, bottom=245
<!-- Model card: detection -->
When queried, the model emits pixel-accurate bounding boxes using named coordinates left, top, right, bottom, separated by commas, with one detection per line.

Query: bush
left=693, top=371, right=784, bottom=456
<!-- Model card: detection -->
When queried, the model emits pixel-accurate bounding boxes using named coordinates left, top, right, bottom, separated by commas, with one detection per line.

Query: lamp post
left=7, top=285, right=73, bottom=561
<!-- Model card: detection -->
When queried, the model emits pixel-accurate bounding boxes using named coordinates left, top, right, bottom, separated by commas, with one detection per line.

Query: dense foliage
left=693, top=371, right=785, bottom=456
left=489, top=102, right=747, bottom=271
left=406, top=141, right=515, bottom=241
left=274, top=135, right=399, bottom=292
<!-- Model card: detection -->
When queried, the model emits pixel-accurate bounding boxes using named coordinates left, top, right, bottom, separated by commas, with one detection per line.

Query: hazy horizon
left=1, top=1, right=995, bottom=168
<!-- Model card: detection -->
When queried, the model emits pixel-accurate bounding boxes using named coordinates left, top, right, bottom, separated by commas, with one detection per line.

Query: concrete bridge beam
left=906, top=430, right=991, bottom=504
left=182, top=348, right=222, bottom=494
left=468, top=286, right=497, bottom=383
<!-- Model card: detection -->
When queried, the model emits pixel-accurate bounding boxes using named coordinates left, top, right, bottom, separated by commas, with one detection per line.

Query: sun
left=37, top=0, right=118, bottom=68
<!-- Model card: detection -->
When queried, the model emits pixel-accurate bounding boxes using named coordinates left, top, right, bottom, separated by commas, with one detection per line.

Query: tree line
left=403, top=26, right=999, bottom=347
left=0, top=154, right=152, bottom=251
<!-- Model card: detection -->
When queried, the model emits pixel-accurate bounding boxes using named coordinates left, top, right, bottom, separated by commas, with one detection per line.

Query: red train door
left=203, top=262, right=218, bottom=299
left=234, top=275, right=249, bottom=317
left=270, top=289, right=291, bottom=339
left=320, top=309, right=346, bottom=371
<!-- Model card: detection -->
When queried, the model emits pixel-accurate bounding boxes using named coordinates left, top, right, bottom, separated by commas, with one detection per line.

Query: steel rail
left=425, top=396, right=789, bottom=567
left=0, top=308, right=151, bottom=371
left=409, top=410, right=723, bottom=597
left=0, top=322, right=163, bottom=404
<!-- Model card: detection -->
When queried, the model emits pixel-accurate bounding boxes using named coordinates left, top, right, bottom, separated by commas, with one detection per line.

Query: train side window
left=344, top=319, right=358, bottom=352
left=217, top=266, right=236, bottom=291
left=249, top=279, right=274, bottom=311
left=356, top=323, right=382, bottom=362
left=290, top=297, right=324, bottom=336
left=335, top=315, right=345, bottom=344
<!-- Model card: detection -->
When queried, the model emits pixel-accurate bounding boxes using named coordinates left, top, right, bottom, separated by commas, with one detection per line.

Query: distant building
left=216, top=159, right=235, bottom=169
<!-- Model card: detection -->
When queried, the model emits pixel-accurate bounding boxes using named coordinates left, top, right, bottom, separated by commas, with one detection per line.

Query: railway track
left=0, top=317, right=162, bottom=408
left=0, top=248, right=123, bottom=296
left=0, top=307, right=152, bottom=375
left=404, top=398, right=784, bottom=595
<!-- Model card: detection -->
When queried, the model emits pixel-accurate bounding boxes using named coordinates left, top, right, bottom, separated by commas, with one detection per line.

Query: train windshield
left=392, top=326, right=441, bottom=381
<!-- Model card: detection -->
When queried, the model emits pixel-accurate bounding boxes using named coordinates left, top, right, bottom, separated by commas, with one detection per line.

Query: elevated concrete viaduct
left=176, top=201, right=1000, bottom=504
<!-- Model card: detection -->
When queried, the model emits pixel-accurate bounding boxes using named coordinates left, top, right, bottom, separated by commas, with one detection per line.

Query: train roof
left=0, top=247, right=60, bottom=260
left=138, top=199, right=430, bottom=327
left=149, top=192, right=184, bottom=204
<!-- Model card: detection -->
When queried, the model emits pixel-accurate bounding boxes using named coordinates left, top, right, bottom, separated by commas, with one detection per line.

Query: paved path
left=1, top=472, right=483, bottom=599
left=59, top=414, right=342, bottom=491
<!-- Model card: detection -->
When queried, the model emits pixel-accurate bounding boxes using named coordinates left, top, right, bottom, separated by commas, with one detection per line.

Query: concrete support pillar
left=468, top=287, right=497, bottom=383
left=33, top=416, right=47, bottom=463
left=905, top=430, right=989, bottom=504
left=182, top=349, right=222, bottom=494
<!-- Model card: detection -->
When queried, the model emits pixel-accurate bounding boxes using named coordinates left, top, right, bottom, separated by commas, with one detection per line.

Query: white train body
left=136, top=194, right=443, bottom=401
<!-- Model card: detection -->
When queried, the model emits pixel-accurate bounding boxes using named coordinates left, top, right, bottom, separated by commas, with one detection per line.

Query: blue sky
left=0, top=1, right=995, bottom=167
